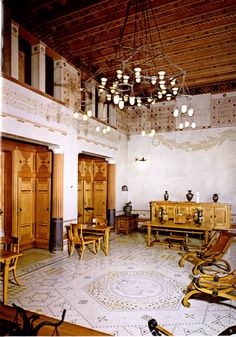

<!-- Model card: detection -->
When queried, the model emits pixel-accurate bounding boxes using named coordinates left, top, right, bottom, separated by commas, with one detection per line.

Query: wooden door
left=0, top=152, right=4, bottom=235
left=93, top=181, right=107, bottom=223
left=18, top=176, right=34, bottom=248
left=35, top=151, right=51, bottom=248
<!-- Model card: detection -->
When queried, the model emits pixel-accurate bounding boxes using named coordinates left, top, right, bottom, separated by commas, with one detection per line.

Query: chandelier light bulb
left=118, top=100, right=125, bottom=109
left=117, top=70, right=122, bottom=79
left=151, top=76, right=157, bottom=85
left=124, top=94, right=129, bottom=102
left=191, top=121, right=196, bottom=129
left=173, top=108, right=179, bottom=117
left=96, top=126, right=100, bottom=132
left=170, top=78, right=176, bottom=86
left=87, top=110, right=92, bottom=117
left=141, top=130, right=145, bottom=136
left=106, top=125, right=111, bottom=132
left=113, top=94, right=120, bottom=105
left=162, top=89, right=167, bottom=95
left=166, top=94, right=172, bottom=101
left=123, top=75, right=129, bottom=84
left=179, top=122, right=184, bottom=130
left=110, top=86, right=115, bottom=94
left=151, top=99, right=155, bottom=105
left=98, top=85, right=104, bottom=93
left=136, top=76, right=141, bottom=83
left=101, top=77, right=107, bottom=86
left=74, top=111, right=79, bottom=119
left=106, top=93, right=112, bottom=101
left=150, top=129, right=155, bottom=136
left=181, top=104, right=188, bottom=113
left=184, top=120, right=190, bottom=128
left=188, top=108, right=194, bottom=117
left=134, top=67, right=141, bottom=75
left=158, top=71, right=165, bottom=80
left=137, top=102, right=142, bottom=107
left=147, top=97, right=152, bottom=103
left=158, top=93, right=163, bottom=99
left=172, top=87, right=178, bottom=95
left=103, top=128, right=107, bottom=134
left=129, top=96, right=135, bottom=105
left=83, top=114, right=88, bottom=121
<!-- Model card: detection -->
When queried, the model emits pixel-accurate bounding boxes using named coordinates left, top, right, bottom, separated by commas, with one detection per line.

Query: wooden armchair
left=182, top=268, right=236, bottom=308
left=0, top=236, right=22, bottom=286
left=148, top=318, right=236, bottom=336
left=178, top=230, right=234, bottom=275
left=68, top=224, right=97, bottom=259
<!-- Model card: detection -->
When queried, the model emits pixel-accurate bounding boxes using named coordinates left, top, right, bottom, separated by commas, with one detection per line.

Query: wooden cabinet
left=78, top=156, right=107, bottom=224
left=115, top=215, right=139, bottom=234
left=150, top=201, right=231, bottom=231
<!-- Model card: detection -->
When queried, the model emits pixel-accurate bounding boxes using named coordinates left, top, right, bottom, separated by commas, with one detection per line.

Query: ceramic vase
left=213, top=193, right=219, bottom=203
left=164, top=191, right=169, bottom=201
left=186, top=190, right=194, bottom=202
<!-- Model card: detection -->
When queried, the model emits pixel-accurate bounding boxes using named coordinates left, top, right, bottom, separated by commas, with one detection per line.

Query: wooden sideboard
left=115, top=214, right=139, bottom=234
left=150, top=201, right=231, bottom=230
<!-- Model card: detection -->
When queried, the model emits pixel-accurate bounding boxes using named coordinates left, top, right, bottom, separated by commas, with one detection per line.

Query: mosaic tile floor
left=2, top=232, right=236, bottom=336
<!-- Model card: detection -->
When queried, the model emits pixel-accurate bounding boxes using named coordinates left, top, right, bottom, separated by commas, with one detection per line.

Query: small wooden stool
left=166, top=235, right=188, bottom=250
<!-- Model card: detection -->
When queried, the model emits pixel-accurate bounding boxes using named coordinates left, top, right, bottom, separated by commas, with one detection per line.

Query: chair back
left=206, top=230, right=234, bottom=257
left=70, top=224, right=84, bottom=244
left=0, top=236, right=19, bottom=253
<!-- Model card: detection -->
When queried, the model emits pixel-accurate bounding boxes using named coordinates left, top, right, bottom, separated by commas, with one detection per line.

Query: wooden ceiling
left=6, top=0, right=236, bottom=94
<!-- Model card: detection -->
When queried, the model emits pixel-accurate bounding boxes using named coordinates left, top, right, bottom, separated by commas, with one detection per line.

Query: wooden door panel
left=18, top=177, right=34, bottom=245
left=93, top=181, right=107, bottom=220
left=84, top=180, right=93, bottom=223
left=35, top=178, right=50, bottom=242
left=78, top=180, right=84, bottom=223
left=93, top=161, right=107, bottom=181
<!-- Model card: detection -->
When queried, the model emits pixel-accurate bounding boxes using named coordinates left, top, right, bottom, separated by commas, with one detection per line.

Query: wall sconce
left=135, top=157, right=147, bottom=162
left=121, top=185, right=128, bottom=191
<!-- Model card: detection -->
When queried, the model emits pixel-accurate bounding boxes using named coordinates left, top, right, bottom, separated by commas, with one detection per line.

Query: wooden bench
left=165, top=235, right=188, bottom=250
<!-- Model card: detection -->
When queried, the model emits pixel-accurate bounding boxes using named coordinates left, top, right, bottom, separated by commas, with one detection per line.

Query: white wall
left=128, top=127, right=236, bottom=217
left=1, top=77, right=128, bottom=224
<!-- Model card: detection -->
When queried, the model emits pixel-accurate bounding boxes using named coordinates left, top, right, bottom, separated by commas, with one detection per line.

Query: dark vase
left=164, top=191, right=169, bottom=201
left=186, top=190, right=194, bottom=202
left=213, top=193, right=219, bottom=203
left=124, top=205, right=132, bottom=215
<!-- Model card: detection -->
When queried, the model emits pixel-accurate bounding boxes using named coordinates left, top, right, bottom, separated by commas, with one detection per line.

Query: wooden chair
left=148, top=318, right=236, bottom=336
left=68, top=224, right=97, bottom=259
left=0, top=236, right=22, bottom=286
left=83, top=219, right=107, bottom=253
left=182, top=268, right=236, bottom=308
left=178, top=230, right=234, bottom=275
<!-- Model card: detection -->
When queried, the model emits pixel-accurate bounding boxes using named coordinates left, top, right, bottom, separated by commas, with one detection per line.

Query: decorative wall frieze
left=152, top=128, right=236, bottom=152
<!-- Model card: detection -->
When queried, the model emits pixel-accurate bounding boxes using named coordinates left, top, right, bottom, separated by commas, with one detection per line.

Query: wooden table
left=0, top=304, right=111, bottom=336
left=145, top=220, right=213, bottom=247
left=82, top=225, right=111, bottom=256
left=0, top=250, right=22, bottom=305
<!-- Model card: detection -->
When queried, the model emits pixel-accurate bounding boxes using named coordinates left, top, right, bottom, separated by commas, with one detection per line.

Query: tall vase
left=186, top=190, right=194, bottom=202
left=164, top=191, right=169, bottom=201
left=212, top=193, right=219, bottom=203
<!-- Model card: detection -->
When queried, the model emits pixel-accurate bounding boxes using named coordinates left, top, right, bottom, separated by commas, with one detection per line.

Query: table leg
left=3, top=258, right=10, bottom=305
left=104, top=230, right=109, bottom=256
left=147, top=225, right=151, bottom=246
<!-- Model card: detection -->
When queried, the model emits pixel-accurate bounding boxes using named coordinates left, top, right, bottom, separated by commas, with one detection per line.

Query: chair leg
left=182, top=289, right=200, bottom=308
left=92, top=241, right=96, bottom=254
left=80, top=245, right=85, bottom=259
left=69, top=242, right=74, bottom=257
left=12, top=267, right=22, bottom=286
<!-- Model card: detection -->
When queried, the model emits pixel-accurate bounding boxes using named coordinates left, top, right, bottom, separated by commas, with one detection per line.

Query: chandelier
left=97, top=0, right=193, bottom=119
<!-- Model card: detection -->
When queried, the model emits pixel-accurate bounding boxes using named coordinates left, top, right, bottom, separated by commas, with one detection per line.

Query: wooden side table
left=115, top=214, right=139, bottom=234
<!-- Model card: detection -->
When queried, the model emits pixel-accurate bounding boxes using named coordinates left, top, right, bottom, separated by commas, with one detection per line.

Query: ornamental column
left=11, top=21, right=19, bottom=79
left=107, top=159, right=116, bottom=228
left=31, top=42, right=46, bottom=92
left=50, top=148, right=64, bottom=253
